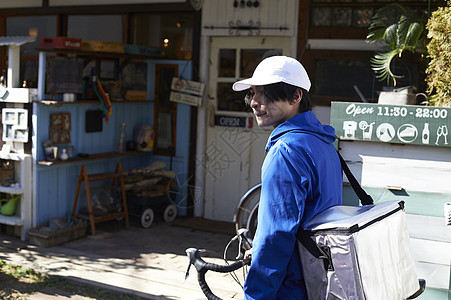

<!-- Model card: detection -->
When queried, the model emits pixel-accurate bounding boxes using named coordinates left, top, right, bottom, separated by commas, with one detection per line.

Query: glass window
left=216, top=48, right=282, bottom=113
left=240, top=49, right=282, bottom=78
left=6, top=16, right=57, bottom=56
left=312, top=8, right=331, bottom=27
left=312, top=58, right=419, bottom=100
left=218, top=49, right=236, bottom=77
left=217, top=82, right=250, bottom=112
left=68, top=15, right=123, bottom=42
left=6, top=16, right=57, bottom=87
left=332, top=8, right=352, bottom=27
left=134, top=14, right=193, bottom=60
left=353, top=8, right=374, bottom=27
left=310, top=0, right=436, bottom=29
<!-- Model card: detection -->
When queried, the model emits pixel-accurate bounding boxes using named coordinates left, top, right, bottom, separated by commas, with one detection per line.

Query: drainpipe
left=7, top=45, right=20, bottom=88
left=194, top=35, right=209, bottom=217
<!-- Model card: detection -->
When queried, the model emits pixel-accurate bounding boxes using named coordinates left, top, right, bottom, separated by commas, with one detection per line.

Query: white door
left=204, top=36, right=292, bottom=222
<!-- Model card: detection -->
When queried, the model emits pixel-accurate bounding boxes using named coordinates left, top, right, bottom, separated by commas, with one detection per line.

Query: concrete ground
left=0, top=218, right=246, bottom=300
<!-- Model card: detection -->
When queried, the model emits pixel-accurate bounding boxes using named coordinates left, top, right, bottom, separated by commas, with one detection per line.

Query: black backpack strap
left=336, top=150, right=373, bottom=206
left=296, top=228, right=334, bottom=271
left=296, top=150, right=373, bottom=263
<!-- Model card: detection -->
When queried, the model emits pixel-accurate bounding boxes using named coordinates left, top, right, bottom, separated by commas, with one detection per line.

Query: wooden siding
left=201, top=0, right=297, bottom=37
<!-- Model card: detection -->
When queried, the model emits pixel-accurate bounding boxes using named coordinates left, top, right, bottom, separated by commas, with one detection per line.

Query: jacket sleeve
left=244, top=144, right=310, bottom=299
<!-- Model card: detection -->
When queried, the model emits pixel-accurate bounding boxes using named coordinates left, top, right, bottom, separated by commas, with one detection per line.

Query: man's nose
left=250, top=97, right=259, bottom=109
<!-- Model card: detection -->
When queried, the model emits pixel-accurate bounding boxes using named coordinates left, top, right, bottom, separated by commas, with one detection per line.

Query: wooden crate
left=39, top=36, right=81, bottom=49
left=124, top=44, right=162, bottom=56
left=81, top=40, right=124, bottom=53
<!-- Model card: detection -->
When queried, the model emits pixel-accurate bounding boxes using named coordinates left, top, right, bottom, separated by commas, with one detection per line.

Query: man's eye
left=245, top=90, right=255, bottom=102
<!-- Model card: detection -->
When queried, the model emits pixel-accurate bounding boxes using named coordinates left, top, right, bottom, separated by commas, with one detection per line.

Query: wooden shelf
left=37, top=47, right=163, bottom=60
left=37, top=151, right=148, bottom=166
left=0, top=185, right=24, bottom=194
left=34, top=99, right=152, bottom=107
left=76, top=212, right=127, bottom=224
left=0, top=215, right=24, bottom=226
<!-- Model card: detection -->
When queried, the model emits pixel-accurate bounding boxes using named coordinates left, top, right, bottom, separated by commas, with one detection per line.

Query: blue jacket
left=244, top=111, right=343, bottom=299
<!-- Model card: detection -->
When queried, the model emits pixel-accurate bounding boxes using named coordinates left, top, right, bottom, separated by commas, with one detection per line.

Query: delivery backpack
left=296, top=152, right=425, bottom=300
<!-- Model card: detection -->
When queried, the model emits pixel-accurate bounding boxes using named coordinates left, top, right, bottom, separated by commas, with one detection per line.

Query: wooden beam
left=0, top=3, right=194, bottom=16
left=297, top=0, right=309, bottom=60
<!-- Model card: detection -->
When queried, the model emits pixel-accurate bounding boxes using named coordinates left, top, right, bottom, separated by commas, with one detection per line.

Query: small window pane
left=332, top=8, right=352, bottom=27
left=314, top=59, right=385, bottom=100
left=217, top=82, right=250, bottom=112
left=134, top=14, right=193, bottom=60
left=240, top=49, right=282, bottom=78
left=219, top=49, right=236, bottom=77
left=312, top=8, right=331, bottom=27
left=68, top=15, right=123, bottom=43
left=6, top=16, right=57, bottom=87
left=353, top=8, right=374, bottom=27
left=6, top=16, right=57, bottom=56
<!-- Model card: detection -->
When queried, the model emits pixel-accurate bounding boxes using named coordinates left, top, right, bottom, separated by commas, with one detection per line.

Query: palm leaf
left=371, top=50, right=403, bottom=84
left=405, top=22, right=424, bottom=49
left=384, top=24, right=399, bottom=49
left=397, top=15, right=410, bottom=48
left=366, top=4, right=426, bottom=85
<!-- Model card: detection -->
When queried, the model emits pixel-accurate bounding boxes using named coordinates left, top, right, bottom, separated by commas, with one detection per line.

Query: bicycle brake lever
left=184, top=248, right=196, bottom=282
left=183, top=261, right=191, bottom=282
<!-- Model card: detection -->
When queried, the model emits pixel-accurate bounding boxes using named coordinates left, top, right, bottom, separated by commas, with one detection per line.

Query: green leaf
left=384, top=24, right=398, bottom=49
left=371, top=50, right=403, bottom=84
left=405, top=22, right=423, bottom=48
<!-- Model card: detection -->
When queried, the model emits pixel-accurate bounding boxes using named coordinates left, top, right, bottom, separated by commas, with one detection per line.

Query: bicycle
left=232, top=183, right=261, bottom=241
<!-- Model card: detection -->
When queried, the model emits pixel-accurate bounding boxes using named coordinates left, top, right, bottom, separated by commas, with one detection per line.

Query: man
left=232, top=56, right=343, bottom=299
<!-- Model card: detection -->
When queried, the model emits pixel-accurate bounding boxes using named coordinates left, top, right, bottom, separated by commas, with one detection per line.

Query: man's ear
left=291, top=89, right=302, bottom=105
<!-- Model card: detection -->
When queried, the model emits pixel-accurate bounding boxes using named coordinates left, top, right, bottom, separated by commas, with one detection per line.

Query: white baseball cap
left=232, top=55, right=311, bottom=92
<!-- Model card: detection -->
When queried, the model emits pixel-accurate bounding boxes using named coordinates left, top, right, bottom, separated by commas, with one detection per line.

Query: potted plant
left=366, top=4, right=428, bottom=105
left=425, top=1, right=451, bottom=107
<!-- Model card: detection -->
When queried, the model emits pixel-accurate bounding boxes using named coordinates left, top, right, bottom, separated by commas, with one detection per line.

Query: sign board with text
left=214, top=115, right=247, bottom=128
left=330, top=102, right=450, bottom=148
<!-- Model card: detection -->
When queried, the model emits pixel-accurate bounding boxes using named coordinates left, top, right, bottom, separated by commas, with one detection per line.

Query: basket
left=0, top=164, right=14, bottom=186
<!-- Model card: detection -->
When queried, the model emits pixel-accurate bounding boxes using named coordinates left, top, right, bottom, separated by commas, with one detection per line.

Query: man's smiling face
left=248, top=86, right=300, bottom=128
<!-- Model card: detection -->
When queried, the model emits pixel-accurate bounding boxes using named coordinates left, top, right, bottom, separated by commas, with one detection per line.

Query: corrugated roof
left=0, top=36, right=36, bottom=46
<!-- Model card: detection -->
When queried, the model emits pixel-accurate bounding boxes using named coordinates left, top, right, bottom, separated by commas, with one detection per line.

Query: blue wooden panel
left=34, top=59, right=193, bottom=225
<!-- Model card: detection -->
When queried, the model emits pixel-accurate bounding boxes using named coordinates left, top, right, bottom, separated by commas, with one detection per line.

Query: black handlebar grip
left=204, top=260, right=246, bottom=273
left=198, top=270, right=222, bottom=300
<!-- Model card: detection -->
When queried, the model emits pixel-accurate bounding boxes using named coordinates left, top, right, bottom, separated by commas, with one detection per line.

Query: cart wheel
left=163, top=204, right=177, bottom=223
left=141, top=208, right=155, bottom=228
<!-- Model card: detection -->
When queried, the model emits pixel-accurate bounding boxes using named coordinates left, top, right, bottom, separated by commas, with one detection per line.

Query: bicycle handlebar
left=185, top=248, right=251, bottom=300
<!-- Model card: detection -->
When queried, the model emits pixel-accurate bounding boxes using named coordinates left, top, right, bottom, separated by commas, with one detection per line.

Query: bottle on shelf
left=117, top=122, right=126, bottom=153
left=60, top=148, right=69, bottom=161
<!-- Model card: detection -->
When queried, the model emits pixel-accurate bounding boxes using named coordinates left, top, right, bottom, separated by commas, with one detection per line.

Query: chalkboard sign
left=47, top=57, right=83, bottom=94
left=331, top=102, right=450, bottom=148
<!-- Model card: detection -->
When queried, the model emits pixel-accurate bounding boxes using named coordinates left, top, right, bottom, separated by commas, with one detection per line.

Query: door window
left=216, top=48, right=282, bottom=113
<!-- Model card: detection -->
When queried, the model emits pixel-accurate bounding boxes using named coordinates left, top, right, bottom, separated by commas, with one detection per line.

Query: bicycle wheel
left=246, top=202, right=259, bottom=238
left=233, top=183, right=261, bottom=236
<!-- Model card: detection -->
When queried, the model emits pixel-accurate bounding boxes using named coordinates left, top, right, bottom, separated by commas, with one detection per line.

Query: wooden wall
left=201, top=0, right=297, bottom=37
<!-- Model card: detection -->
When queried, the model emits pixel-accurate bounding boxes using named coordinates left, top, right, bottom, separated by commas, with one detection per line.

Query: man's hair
left=245, top=82, right=312, bottom=113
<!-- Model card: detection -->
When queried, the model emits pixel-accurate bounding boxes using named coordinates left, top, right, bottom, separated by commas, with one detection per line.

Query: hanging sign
left=330, top=102, right=450, bottom=148
left=170, top=91, right=202, bottom=107
left=171, top=77, right=205, bottom=96
left=214, top=115, right=246, bottom=128
left=170, top=77, right=205, bottom=107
